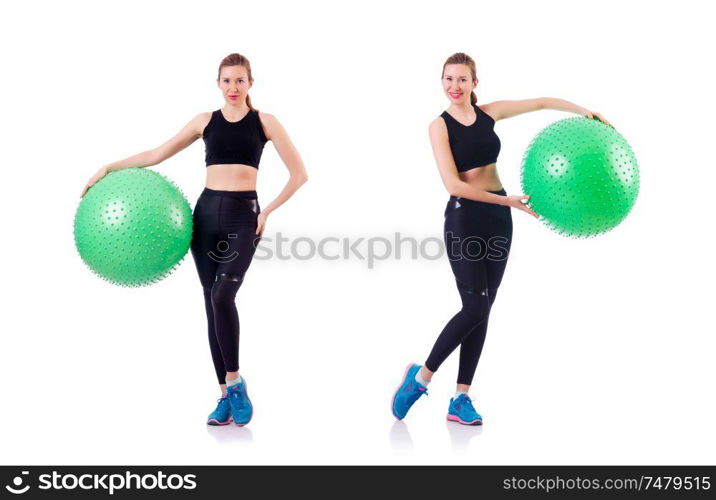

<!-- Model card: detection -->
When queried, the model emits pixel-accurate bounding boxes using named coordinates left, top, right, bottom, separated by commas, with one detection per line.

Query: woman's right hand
left=80, top=167, right=109, bottom=198
left=505, top=194, right=538, bottom=218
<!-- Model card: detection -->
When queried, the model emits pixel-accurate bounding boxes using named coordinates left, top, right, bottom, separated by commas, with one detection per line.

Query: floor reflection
left=389, top=421, right=414, bottom=450
left=206, top=424, right=254, bottom=444
left=445, top=420, right=482, bottom=450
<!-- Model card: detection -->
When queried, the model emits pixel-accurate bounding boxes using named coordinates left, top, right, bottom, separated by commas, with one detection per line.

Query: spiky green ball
left=520, top=117, right=639, bottom=237
left=74, top=168, right=193, bottom=287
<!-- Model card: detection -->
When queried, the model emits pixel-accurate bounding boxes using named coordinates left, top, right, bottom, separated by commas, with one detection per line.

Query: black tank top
left=202, top=109, right=268, bottom=168
left=440, top=104, right=501, bottom=172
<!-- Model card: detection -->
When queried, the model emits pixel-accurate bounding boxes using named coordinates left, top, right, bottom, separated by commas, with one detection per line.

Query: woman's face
left=442, top=64, right=477, bottom=105
left=217, top=65, right=252, bottom=105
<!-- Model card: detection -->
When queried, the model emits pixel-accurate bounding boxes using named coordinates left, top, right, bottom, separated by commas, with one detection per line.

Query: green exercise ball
left=74, top=168, right=193, bottom=287
left=520, top=117, right=639, bottom=237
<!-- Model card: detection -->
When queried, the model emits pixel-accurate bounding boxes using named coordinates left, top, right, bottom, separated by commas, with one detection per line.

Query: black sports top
left=440, top=104, right=501, bottom=172
left=202, top=109, right=268, bottom=168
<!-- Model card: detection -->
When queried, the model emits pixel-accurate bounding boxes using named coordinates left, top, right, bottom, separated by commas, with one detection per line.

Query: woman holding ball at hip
left=390, top=52, right=610, bottom=425
left=81, top=53, right=308, bottom=427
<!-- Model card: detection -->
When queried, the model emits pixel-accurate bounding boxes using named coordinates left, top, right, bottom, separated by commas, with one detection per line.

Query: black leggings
left=425, top=189, right=513, bottom=385
left=190, top=188, right=261, bottom=385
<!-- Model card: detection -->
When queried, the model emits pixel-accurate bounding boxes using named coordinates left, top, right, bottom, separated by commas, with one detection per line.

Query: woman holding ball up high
left=81, top=53, right=308, bottom=427
left=391, top=52, right=609, bottom=425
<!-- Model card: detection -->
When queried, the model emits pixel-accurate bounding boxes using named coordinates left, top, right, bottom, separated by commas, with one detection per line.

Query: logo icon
left=208, top=233, right=240, bottom=263
left=5, top=471, right=30, bottom=495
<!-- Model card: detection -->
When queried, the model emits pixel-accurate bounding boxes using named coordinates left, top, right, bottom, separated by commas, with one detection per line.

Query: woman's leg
left=209, top=195, right=261, bottom=383
left=456, top=287, right=498, bottom=388
left=424, top=202, right=491, bottom=374
left=190, top=191, right=227, bottom=393
left=455, top=200, right=513, bottom=388
left=424, top=275, right=491, bottom=374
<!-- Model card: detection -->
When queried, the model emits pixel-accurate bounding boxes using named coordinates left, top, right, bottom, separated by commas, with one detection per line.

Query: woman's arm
left=80, top=113, right=208, bottom=197
left=107, top=112, right=208, bottom=172
left=429, top=118, right=536, bottom=217
left=429, top=118, right=506, bottom=204
left=255, top=113, right=309, bottom=234
left=482, top=97, right=611, bottom=125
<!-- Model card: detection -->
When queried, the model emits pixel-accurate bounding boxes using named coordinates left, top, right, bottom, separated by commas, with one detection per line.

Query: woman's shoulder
left=256, top=111, right=274, bottom=141
left=476, top=102, right=498, bottom=121
left=429, top=115, right=449, bottom=132
left=257, top=110, right=277, bottom=123
left=197, top=111, right=215, bottom=138
left=198, top=110, right=214, bottom=122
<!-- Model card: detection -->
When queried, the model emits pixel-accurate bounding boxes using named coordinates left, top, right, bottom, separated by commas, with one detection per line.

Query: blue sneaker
left=447, top=394, right=483, bottom=425
left=227, top=379, right=253, bottom=426
left=207, top=395, right=232, bottom=425
left=391, top=363, right=428, bottom=420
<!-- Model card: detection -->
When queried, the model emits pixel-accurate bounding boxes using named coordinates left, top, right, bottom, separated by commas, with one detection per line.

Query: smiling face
left=217, top=65, right=252, bottom=105
left=442, top=63, right=477, bottom=105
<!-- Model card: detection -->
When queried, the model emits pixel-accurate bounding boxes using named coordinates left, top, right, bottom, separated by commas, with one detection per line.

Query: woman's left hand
left=256, top=212, right=268, bottom=236
left=580, top=108, right=613, bottom=128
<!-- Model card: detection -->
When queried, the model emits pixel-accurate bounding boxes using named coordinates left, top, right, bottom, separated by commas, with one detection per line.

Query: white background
left=1, top=0, right=714, bottom=465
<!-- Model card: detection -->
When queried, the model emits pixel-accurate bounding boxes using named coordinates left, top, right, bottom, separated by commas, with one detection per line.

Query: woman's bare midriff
left=459, top=163, right=504, bottom=192
left=205, top=164, right=258, bottom=191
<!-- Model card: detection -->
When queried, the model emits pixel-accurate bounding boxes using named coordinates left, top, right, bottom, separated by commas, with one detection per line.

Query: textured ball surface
left=74, top=169, right=193, bottom=287
left=520, top=117, right=639, bottom=237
